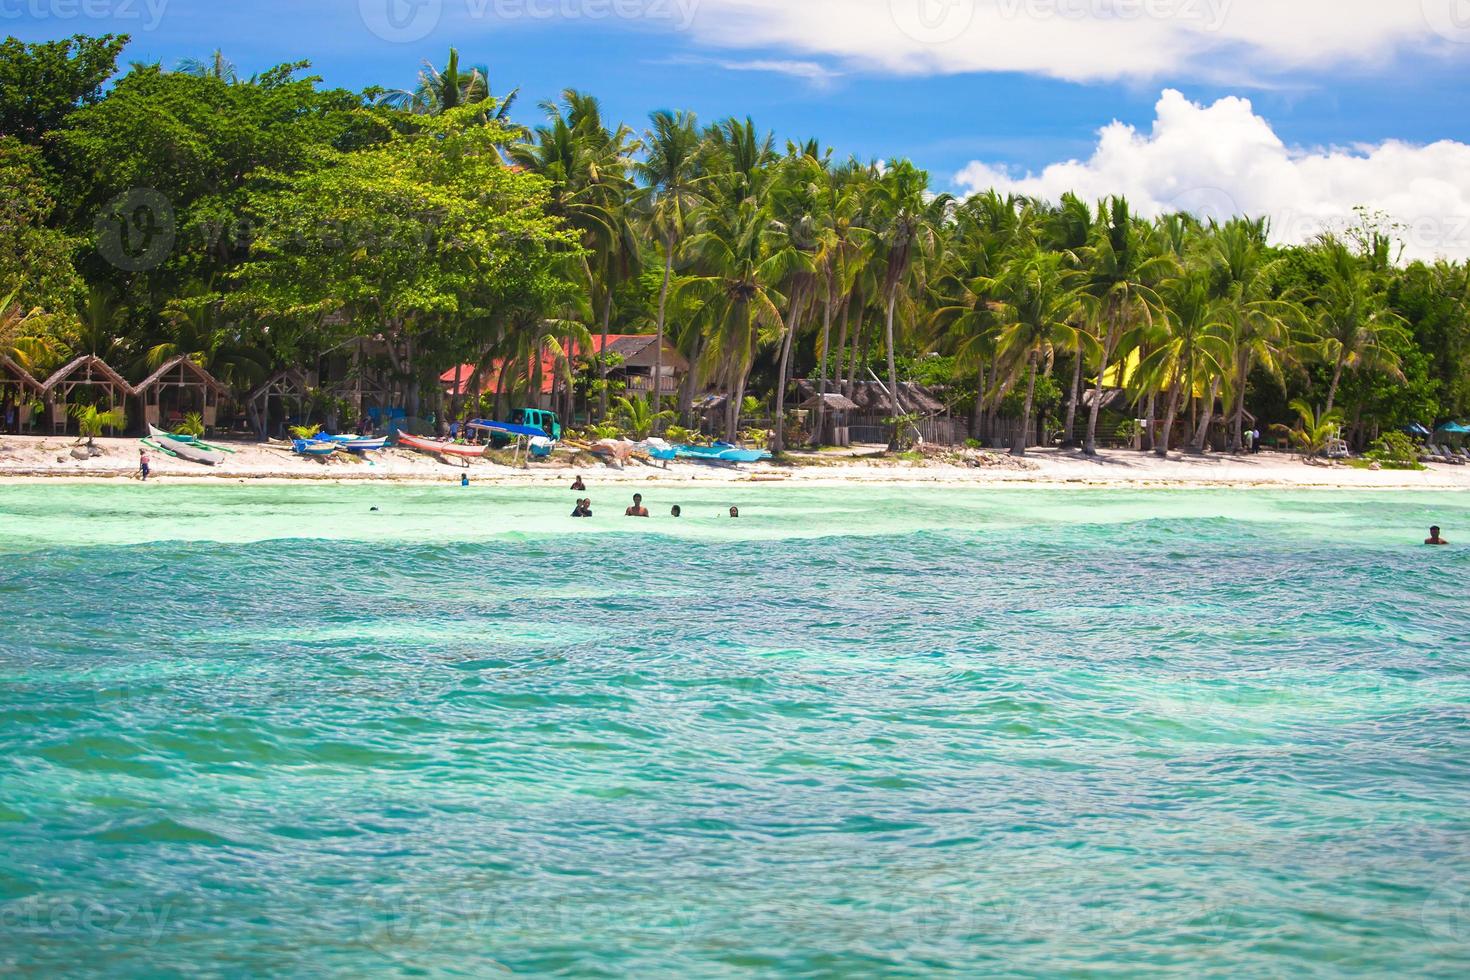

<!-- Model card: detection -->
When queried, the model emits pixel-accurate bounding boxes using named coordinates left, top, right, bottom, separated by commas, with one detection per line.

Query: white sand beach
left=3, top=434, right=1469, bottom=491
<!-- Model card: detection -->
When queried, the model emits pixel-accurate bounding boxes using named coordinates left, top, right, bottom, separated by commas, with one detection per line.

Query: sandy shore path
left=3, top=434, right=1469, bottom=491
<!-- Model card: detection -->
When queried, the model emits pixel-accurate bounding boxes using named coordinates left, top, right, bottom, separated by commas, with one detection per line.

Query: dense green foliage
left=3, top=34, right=1470, bottom=449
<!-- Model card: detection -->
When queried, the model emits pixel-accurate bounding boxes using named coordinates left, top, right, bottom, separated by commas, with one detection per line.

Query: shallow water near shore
left=2, top=484, right=1469, bottom=976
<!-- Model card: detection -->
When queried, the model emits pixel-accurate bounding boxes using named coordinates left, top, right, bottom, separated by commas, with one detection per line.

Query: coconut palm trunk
left=598, top=292, right=613, bottom=420
left=1155, top=365, right=1184, bottom=458
left=1324, top=354, right=1345, bottom=415
left=651, top=230, right=675, bottom=418
left=1191, top=377, right=1221, bottom=452
left=1082, top=311, right=1117, bottom=456
left=971, top=360, right=987, bottom=439
left=883, top=290, right=904, bottom=449
left=812, top=286, right=834, bottom=445
left=1012, top=350, right=1039, bottom=457
left=1063, top=348, right=1083, bottom=445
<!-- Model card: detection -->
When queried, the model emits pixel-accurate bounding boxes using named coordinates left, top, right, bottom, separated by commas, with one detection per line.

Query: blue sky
left=9, top=0, right=1470, bottom=257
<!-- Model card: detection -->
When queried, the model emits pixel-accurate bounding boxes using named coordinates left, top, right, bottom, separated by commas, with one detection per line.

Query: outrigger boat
left=291, top=438, right=338, bottom=457
left=146, top=425, right=227, bottom=466
left=674, top=442, right=771, bottom=464
left=314, top=433, right=389, bottom=452
left=395, top=431, right=486, bottom=458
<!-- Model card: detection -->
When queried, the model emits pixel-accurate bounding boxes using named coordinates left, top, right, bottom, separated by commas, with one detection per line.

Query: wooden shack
left=797, top=392, right=860, bottom=447
left=133, top=355, right=228, bottom=431
left=40, top=355, right=133, bottom=435
left=245, top=368, right=313, bottom=440
left=1, top=353, right=43, bottom=433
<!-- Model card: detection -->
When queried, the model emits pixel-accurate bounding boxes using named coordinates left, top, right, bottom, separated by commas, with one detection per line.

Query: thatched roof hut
left=39, top=355, right=133, bottom=434
left=133, top=355, right=229, bottom=430
left=1, top=353, right=43, bottom=432
left=795, top=380, right=947, bottom=415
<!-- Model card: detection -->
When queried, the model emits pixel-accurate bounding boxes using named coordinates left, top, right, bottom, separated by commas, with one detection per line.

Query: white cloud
left=662, top=55, right=842, bottom=85
left=953, top=89, right=1470, bottom=262
left=680, top=0, right=1470, bottom=83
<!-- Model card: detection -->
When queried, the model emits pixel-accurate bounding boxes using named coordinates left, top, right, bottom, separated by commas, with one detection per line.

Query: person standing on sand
left=138, top=449, right=150, bottom=482
left=625, top=493, right=649, bottom=517
left=1426, top=526, right=1449, bottom=545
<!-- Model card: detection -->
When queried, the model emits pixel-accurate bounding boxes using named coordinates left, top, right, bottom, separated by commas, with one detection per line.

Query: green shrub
left=1366, top=431, right=1423, bottom=465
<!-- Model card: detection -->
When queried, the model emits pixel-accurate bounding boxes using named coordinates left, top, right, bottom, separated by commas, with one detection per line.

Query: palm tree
left=870, top=160, right=950, bottom=447
left=512, top=91, right=639, bottom=419
left=1272, top=398, right=1345, bottom=459
left=1039, top=192, right=1094, bottom=443
left=1209, top=218, right=1297, bottom=451
left=1310, top=235, right=1409, bottom=414
left=175, top=50, right=237, bottom=82
left=71, top=404, right=127, bottom=446
left=930, top=191, right=1028, bottom=441
left=679, top=195, right=786, bottom=439
left=765, top=150, right=825, bottom=452
left=612, top=394, right=675, bottom=439
left=1079, top=197, right=1173, bottom=456
left=634, top=110, right=705, bottom=421
left=980, top=248, right=1085, bottom=456
left=1135, top=266, right=1230, bottom=457
left=377, top=48, right=518, bottom=122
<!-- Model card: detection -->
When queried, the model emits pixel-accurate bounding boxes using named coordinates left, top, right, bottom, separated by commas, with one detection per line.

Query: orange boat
left=395, top=431, right=486, bottom=458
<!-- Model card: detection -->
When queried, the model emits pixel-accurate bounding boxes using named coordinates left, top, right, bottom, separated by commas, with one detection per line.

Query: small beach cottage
left=133, top=355, right=229, bottom=432
left=39, top=355, right=133, bottom=435
left=0, top=352, right=43, bottom=433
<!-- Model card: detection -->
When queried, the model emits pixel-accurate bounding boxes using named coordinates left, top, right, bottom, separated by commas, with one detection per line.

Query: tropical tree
left=1311, top=235, right=1409, bottom=413
left=175, top=50, right=237, bottom=82
left=70, top=403, right=126, bottom=446
left=1272, top=398, right=1345, bottom=459
left=377, top=48, right=518, bottom=122
left=634, top=110, right=705, bottom=421
left=1209, top=218, right=1297, bottom=451
left=1079, top=197, right=1173, bottom=456
left=870, top=159, right=949, bottom=447
left=612, top=394, right=675, bottom=439
left=679, top=194, right=786, bottom=439
left=980, top=248, right=1084, bottom=456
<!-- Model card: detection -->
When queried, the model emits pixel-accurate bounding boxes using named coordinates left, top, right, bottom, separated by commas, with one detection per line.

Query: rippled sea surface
left=3, top=483, right=1470, bottom=977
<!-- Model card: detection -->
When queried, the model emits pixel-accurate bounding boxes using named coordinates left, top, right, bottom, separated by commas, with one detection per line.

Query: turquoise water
left=2, top=484, right=1469, bottom=977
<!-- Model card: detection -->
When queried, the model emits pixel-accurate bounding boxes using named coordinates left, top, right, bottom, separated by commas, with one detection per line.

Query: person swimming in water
left=670, top=505, right=681, bottom=517
left=728, top=506, right=739, bottom=518
left=625, top=493, right=649, bottom=517
left=1426, top=525, right=1449, bottom=545
left=572, top=498, right=591, bottom=517
left=571, top=475, right=586, bottom=491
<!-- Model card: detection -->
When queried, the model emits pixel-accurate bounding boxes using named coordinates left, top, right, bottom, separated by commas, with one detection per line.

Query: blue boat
left=316, top=433, right=389, bottom=452
left=292, top=438, right=337, bottom=457
left=674, top=442, right=770, bottom=463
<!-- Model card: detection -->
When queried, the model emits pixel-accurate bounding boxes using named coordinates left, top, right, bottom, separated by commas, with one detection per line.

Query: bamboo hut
left=133, top=355, right=229, bottom=431
left=245, top=368, right=312, bottom=440
left=40, top=355, right=133, bottom=435
left=1, top=353, right=43, bottom=433
left=797, top=392, right=860, bottom=447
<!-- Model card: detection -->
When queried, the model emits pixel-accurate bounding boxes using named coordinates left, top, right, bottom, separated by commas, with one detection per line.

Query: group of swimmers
left=568, top=477, right=738, bottom=520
